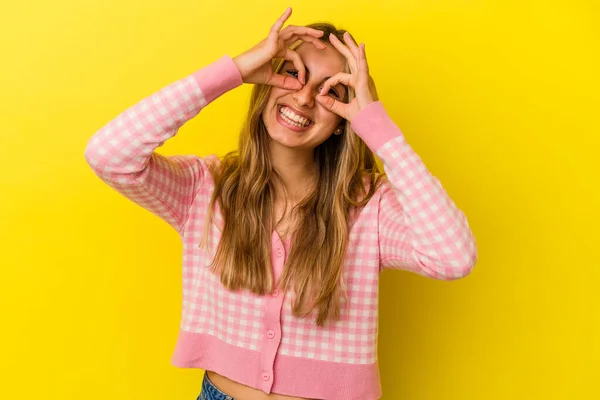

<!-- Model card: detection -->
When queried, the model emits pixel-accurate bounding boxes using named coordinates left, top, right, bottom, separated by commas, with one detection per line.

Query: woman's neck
left=271, top=147, right=317, bottom=202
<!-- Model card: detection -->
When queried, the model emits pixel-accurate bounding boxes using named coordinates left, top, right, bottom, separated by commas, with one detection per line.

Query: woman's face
left=262, top=41, right=348, bottom=150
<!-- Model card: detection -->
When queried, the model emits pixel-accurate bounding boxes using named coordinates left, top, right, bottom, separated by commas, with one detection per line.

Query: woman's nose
left=292, top=84, right=317, bottom=107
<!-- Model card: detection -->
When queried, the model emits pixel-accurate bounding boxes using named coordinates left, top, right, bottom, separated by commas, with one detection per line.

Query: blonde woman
left=84, top=7, right=477, bottom=400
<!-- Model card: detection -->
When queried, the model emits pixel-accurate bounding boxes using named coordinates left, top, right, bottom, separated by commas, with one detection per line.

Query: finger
left=316, top=95, right=349, bottom=119
left=328, top=33, right=358, bottom=72
left=319, top=72, right=353, bottom=96
left=267, top=74, right=303, bottom=90
left=342, top=32, right=360, bottom=60
left=273, top=7, right=292, bottom=31
left=284, top=34, right=327, bottom=50
left=280, top=26, right=325, bottom=41
left=268, top=7, right=292, bottom=42
left=357, top=43, right=378, bottom=103
left=359, top=43, right=369, bottom=75
left=356, top=43, right=372, bottom=96
left=282, top=48, right=307, bottom=85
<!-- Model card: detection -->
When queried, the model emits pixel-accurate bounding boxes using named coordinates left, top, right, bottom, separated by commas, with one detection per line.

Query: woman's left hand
left=315, top=32, right=379, bottom=122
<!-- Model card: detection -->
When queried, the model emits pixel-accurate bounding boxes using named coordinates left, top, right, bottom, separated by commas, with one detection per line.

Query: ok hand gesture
left=315, top=32, right=379, bottom=122
left=233, top=7, right=326, bottom=90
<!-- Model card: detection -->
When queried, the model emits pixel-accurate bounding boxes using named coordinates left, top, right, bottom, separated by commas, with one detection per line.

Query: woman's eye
left=285, top=70, right=339, bottom=97
left=321, top=86, right=339, bottom=98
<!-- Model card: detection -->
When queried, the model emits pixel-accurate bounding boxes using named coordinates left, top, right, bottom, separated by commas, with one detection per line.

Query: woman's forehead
left=291, top=42, right=346, bottom=76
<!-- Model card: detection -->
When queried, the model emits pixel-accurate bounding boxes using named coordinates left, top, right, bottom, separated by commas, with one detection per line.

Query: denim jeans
left=196, top=372, right=235, bottom=400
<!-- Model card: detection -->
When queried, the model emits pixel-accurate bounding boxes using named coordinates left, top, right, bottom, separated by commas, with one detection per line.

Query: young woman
left=84, top=7, right=477, bottom=400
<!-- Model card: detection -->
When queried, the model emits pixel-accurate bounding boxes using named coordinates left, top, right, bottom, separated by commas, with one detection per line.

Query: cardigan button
left=261, top=371, right=270, bottom=381
left=267, top=329, right=275, bottom=339
left=271, top=290, right=279, bottom=298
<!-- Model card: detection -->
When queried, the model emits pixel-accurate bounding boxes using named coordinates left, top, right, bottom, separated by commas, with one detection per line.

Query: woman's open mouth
left=276, top=104, right=314, bottom=132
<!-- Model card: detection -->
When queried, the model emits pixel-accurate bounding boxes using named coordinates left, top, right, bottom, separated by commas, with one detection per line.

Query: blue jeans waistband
left=197, top=372, right=235, bottom=400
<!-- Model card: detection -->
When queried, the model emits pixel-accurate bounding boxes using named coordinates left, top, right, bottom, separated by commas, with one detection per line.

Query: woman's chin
left=268, top=129, right=313, bottom=150
left=270, top=133, right=303, bottom=148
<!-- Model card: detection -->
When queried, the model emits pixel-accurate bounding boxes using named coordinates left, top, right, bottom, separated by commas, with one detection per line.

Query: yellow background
left=1, top=0, right=598, bottom=398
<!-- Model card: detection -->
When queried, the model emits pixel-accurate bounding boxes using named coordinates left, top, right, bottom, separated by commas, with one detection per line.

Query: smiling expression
left=262, top=42, right=348, bottom=150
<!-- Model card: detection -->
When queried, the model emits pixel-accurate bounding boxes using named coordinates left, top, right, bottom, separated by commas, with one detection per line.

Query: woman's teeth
left=279, top=106, right=312, bottom=128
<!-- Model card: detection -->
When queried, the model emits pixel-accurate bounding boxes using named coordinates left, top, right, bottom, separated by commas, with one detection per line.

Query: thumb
left=316, top=95, right=347, bottom=119
left=267, top=74, right=303, bottom=90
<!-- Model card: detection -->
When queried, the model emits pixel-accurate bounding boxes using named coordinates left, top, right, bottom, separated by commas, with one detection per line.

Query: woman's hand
left=315, top=32, right=379, bottom=122
left=232, top=7, right=326, bottom=90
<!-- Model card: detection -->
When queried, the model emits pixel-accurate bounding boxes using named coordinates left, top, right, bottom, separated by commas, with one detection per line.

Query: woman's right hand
left=232, top=7, right=327, bottom=90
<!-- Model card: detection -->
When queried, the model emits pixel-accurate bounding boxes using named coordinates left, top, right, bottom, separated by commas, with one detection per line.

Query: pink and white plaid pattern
left=84, top=55, right=477, bottom=400
left=349, top=100, right=478, bottom=279
left=376, top=136, right=478, bottom=277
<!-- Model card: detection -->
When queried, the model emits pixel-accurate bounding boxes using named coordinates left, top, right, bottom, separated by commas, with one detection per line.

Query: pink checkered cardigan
left=84, top=55, right=477, bottom=400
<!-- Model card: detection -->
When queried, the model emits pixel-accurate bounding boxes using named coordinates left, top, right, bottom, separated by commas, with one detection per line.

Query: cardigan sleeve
left=351, top=101, right=478, bottom=279
left=84, top=55, right=243, bottom=234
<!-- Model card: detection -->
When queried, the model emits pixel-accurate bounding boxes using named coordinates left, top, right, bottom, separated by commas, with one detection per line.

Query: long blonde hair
left=201, top=23, right=387, bottom=326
